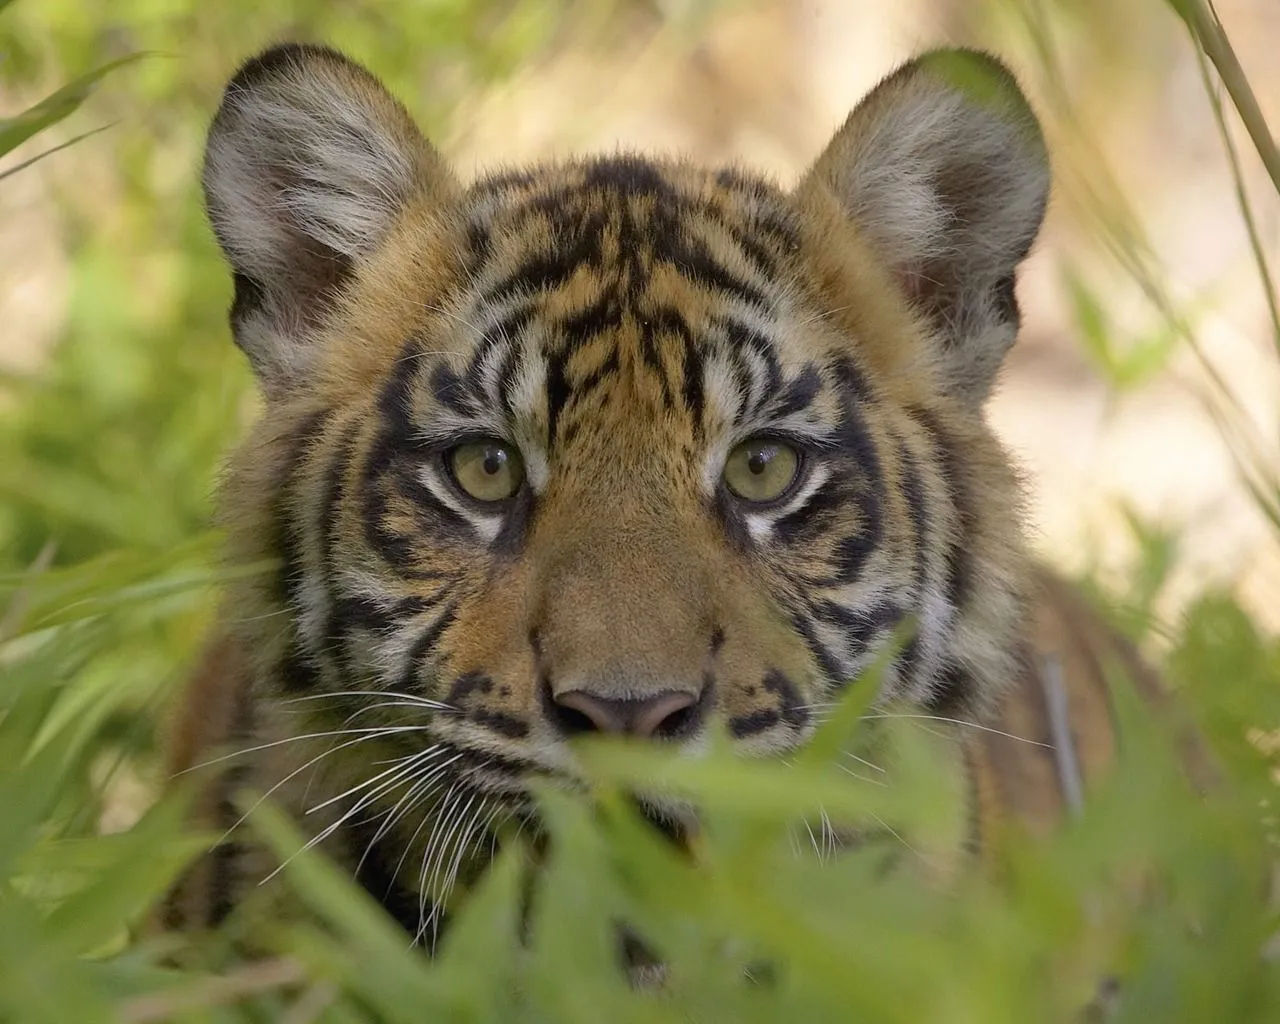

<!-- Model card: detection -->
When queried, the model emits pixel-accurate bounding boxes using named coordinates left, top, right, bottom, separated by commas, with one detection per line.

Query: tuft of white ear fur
left=203, top=44, right=453, bottom=389
left=800, top=49, right=1050, bottom=404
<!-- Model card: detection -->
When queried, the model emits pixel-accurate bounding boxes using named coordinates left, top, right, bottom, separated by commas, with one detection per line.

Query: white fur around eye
left=742, top=462, right=829, bottom=543
left=418, top=462, right=505, bottom=544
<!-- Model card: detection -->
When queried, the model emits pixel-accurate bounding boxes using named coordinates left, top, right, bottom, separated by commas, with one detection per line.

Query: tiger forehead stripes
left=171, top=42, right=1053, bottom=932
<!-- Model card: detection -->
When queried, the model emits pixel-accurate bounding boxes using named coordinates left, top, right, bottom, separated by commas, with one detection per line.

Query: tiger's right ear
left=203, top=44, right=455, bottom=391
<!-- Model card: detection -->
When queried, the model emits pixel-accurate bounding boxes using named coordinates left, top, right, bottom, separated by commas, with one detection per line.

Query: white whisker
left=836, top=762, right=889, bottom=787
left=844, top=750, right=886, bottom=773
left=181, top=724, right=430, bottom=774
left=264, top=748, right=449, bottom=883
left=359, top=753, right=466, bottom=877
left=414, top=785, right=463, bottom=947
left=389, top=755, right=468, bottom=885
left=283, top=689, right=455, bottom=713
left=860, top=712, right=1051, bottom=748
left=304, top=744, right=446, bottom=815
left=224, top=728, right=411, bottom=847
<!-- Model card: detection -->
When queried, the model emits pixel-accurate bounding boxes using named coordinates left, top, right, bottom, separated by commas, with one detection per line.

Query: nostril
left=651, top=701, right=696, bottom=739
left=549, top=701, right=598, bottom=737
left=550, top=689, right=700, bottom=739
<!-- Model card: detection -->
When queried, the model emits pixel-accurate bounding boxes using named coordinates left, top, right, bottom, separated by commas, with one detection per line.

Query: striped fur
left=167, top=44, right=1147, bottom=936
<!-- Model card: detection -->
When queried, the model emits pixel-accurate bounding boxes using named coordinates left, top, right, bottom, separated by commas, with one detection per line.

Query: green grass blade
left=0, top=55, right=142, bottom=157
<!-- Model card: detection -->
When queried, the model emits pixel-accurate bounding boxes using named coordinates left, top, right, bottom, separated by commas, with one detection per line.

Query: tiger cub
left=165, top=43, right=1159, bottom=934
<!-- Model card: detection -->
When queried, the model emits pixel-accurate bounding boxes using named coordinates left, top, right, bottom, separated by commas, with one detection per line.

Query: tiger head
left=203, top=44, right=1047, bottom=871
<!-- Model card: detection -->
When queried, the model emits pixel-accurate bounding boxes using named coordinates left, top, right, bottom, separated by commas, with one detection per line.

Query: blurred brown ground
left=4, top=0, right=1278, bottom=630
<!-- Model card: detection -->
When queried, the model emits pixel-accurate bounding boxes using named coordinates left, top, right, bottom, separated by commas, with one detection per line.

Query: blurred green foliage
left=2, top=0, right=1279, bottom=1020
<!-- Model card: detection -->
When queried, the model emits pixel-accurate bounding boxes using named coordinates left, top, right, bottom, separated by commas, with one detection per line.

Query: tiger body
left=167, top=44, right=1144, bottom=934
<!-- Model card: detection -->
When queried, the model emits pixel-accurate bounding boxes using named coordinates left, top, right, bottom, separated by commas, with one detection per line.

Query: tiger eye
left=447, top=441, right=525, bottom=503
left=723, top=439, right=800, bottom=503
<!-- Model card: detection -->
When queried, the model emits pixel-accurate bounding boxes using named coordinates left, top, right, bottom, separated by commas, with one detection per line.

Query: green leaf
left=0, top=122, right=115, bottom=182
left=247, top=798, right=447, bottom=1021
left=42, top=790, right=204, bottom=955
left=0, top=895, right=117, bottom=1023
left=431, top=843, right=526, bottom=1019
left=0, top=55, right=142, bottom=158
left=525, top=789, right=638, bottom=1022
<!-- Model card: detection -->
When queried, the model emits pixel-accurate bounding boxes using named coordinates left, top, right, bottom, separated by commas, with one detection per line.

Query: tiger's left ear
left=203, top=44, right=456, bottom=394
left=799, top=49, right=1049, bottom=405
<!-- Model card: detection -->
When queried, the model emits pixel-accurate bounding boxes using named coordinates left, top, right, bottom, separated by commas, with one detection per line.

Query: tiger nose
left=550, top=689, right=700, bottom=739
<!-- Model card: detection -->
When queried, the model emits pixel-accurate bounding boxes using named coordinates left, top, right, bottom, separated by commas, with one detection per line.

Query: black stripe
left=773, top=476, right=847, bottom=546
left=557, top=289, right=624, bottom=346
left=575, top=350, right=620, bottom=398
left=329, top=595, right=392, bottom=637
left=924, top=663, right=971, bottom=713
left=774, top=364, right=822, bottom=419
left=583, top=155, right=679, bottom=199
left=721, top=221, right=781, bottom=281
left=447, top=743, right=549, bottom=781
left=279, top=640, right=322, bottom=694
left=392, top=463, right=484, bottom=544
left=545, top=351, right=571, bottom=446
left=826, top=358, right=886, bottom=584
left=719, top=316, right=783, bottom=410
left=397, top=603, right=459, bottom=693
left=636, top=306, right=695, bottom=414
left=431, top=309, right=518, bottom=417
left=468, top=169, right=536, bottom=198
left=894, top=430, right=932, bottom=695
left=810, top=599, right=902, bottom=661
left=504, top=187, right=576, bottom=227
left=896, top=432, right=930, bottom=578
left=651, top=219, right=769, bottom=309
left=909, top=406, right=974, bottom=609
left=469, top=710, right=531, bottom=739
left=729, top=708, right=781, bottom=737
left=754, top=209, right=803, bottom=255
left=682, top=343, right=705, bottom=437
left=791, top=611, right=845, bottom=683
left=762, top=668, right=808, bottom=728
left=463, top=217, right=492, bottom=280
left=446, top=671, right=494, bottom=705
left=486, top=209, right=606, bottom=301
left=362, top=340, right=423, bottom=570
left=429, top=363, right=478, bottom=416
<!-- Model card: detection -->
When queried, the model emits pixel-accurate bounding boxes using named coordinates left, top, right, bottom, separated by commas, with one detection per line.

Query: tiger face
left=200, top=44, right=1048, bottom=925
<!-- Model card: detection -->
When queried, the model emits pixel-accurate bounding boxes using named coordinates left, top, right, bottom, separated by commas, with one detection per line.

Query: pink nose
left=551, top=689, right=699, bottom=738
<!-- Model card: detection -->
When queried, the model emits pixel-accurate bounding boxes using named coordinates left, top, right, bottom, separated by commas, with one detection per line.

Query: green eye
left=723, top=439, right=801, bottom=503
left=447, top=441, right=525, bottom=503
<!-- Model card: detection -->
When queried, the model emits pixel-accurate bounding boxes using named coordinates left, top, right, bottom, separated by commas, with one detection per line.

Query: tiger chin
left=162, top=42, right=1161, bottom=942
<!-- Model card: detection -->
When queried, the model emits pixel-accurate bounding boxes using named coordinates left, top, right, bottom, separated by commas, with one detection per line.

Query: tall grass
left=1, top=0, right=1278, bottom=1020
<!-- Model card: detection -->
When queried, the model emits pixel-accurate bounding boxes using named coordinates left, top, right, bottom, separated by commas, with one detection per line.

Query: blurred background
left=0, top=0, right=1277, bottom=813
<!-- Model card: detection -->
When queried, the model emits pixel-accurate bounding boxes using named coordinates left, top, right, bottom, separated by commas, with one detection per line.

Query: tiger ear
left=800, top=49, right=1049, bottom=405
left=202, top=44, right=456, bottom=391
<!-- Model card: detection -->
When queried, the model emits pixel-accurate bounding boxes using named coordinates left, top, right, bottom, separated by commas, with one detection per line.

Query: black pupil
left=482, top=448, right=505, bottom=476
left=747, top=447, right=773, bottom=476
